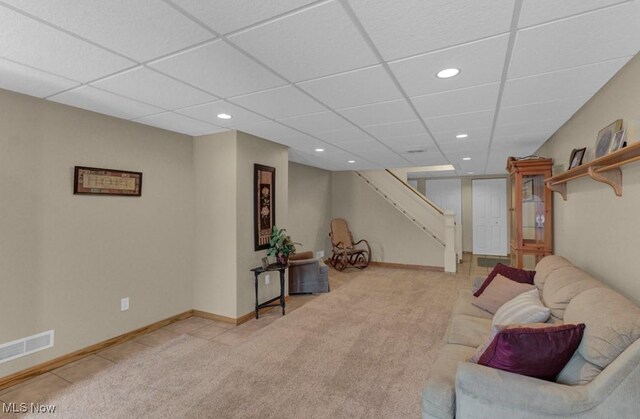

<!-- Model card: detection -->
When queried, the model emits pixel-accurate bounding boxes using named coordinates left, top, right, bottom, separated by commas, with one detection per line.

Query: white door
left=472, top=179, right=507, bottom=256
left=425, top=179, right=462, bottom=224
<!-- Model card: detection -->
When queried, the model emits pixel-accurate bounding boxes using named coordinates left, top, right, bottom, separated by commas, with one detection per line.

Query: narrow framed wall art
left=254, top=164, right=276, bottom=251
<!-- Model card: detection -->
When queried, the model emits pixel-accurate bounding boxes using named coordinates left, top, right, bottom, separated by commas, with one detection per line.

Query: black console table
left=250, top=264, right=287, bottom=319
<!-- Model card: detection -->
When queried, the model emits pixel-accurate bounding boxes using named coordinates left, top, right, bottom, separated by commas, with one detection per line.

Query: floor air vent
left=0, top=330, right=54, bottom=364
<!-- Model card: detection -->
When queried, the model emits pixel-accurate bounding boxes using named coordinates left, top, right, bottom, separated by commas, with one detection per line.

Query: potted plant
left=268, top=227, right=300, bottom=265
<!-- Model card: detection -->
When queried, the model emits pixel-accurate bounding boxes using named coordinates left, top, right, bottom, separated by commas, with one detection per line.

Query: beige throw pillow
left=472, top=274, right=536, bottom=314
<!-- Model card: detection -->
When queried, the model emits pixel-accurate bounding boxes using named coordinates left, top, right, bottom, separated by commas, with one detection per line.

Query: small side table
left=250, top=264, right=287, bottom=319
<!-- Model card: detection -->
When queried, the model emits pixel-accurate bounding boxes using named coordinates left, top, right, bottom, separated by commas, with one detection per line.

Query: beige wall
left=288, top=162, right=332, bottom=256
left=536, top=54, right=640, bottom=304
left=235, top=132, right=288, bottom=318
left=331, top=171, right=444, bottom=267
left=193, top=131, right=237, bottom=318
left=0, top=89, right=194, bottom=377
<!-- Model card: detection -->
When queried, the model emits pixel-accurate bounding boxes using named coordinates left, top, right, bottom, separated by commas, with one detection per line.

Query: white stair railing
left=355, top=170, right=459, bottom=273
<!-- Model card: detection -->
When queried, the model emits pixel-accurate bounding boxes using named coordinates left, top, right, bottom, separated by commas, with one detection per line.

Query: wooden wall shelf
left=545, top=141, right=640, bottom=200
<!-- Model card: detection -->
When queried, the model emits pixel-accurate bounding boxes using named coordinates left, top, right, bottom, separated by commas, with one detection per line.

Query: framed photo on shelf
left=595, top=119, right=623, bottom=158
left=568, top=148, right=586, bottom=170
left=609, top=129, right=626, bottom=153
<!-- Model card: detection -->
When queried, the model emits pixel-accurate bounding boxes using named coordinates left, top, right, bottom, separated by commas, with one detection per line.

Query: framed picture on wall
left=73, top=166, right=142, bottom=196
left=254, top=164, right=276, bottom=251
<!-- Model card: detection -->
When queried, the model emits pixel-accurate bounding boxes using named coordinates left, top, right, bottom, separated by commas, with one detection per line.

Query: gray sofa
left=288, top=251, right=329, bottom=294
left=422, top=255, right=640, bottom=418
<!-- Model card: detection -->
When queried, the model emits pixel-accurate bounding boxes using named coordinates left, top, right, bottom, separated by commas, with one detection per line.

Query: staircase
left=355, top=170, right=460, bottom=273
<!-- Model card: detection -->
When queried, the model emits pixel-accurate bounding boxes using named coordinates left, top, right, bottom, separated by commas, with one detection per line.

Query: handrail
left=384, top=169, right=444, bottom=215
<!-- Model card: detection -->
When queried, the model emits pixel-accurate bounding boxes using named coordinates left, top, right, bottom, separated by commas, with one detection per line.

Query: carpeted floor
left=31, top=268, right=468, bottom=419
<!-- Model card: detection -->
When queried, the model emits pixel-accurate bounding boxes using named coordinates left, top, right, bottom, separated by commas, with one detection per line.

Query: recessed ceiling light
left=217, top=113, right=232, bottom=119
left=456, top=134, right=468, bottom=139
left=462, top=157, right=471, bottom=161
left=467, top=171, right=474, bottom=175
left=436, top=68, right=460, bottom=79
left=315, top=148, right=324, bottom=152
left=348, top=160, right=355, bottom=163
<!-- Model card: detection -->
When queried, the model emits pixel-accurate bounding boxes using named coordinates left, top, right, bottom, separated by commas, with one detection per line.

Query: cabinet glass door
left=521, top=174, right=546, bottom=247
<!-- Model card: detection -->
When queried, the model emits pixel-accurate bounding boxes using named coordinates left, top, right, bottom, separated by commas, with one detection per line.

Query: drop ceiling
left=1, top=0, right=638, bottom=174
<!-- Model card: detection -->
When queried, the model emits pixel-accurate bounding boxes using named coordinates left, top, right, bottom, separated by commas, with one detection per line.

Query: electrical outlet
left=120, top=297, right=129, bottom=311
left=265, top=274, right=270, bottom=285
left=316, top=250, right=324, bottom=259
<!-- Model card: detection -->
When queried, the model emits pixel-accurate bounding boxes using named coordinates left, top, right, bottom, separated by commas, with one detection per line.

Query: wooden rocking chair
left=329, top=218, right=371, bottom=271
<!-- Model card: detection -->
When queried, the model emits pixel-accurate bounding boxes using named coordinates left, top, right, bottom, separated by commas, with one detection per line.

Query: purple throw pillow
left=474, top=263, right=536, bottom=297
left=476, top=323, right=585, bottom=381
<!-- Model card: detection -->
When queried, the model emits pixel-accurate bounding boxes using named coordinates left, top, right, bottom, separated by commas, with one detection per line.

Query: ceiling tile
left=48, top=86, right=163, bottom=120
left=2, top=0, right=213, bottom=62
left=389, top=35, right=509, bottom=97
left=228, top=85, right=326, bottom=119
left=176, top=100, right=268, bottom=127
left=355, top=151, right=410, bottom=168
left=171, top=0, right=317, bottom=34
left=497, top=96, right=591, bottom=127
left=493, top=119, right=566, bottom=138
left=316, top=128, right=377, bottom=145
left=425, top=109, right=494, bottom=133
left=92, top=67, right=217, bottom=110
left=492, top=132, right=553, bottom=148
left=298, top=65, right=403, bottom=109
left=149, top=40, right=286, bottom=97
left=236, top=120, right=303, bottom=141
left=335, top=139, right=388, bottom=153
left=348, top=0, right=515, bottom=60
left=381, top=134, right=437, bottom=150
left=278, top=112, right=355, bottom=134
left=228, top=1, right=378, bottom=82
left=0, top=6, right=134, bottom=82
left=365, top=120, right=427, bottom=141
left=404, top=153, right=450, bottom=167
left=439, top=138, right=491, bottom=153
left=519, top=0, right=629, bottom=27
left=276, top=132, right=319, bottom=149
left=337, top=99, right=416, bottom=127
left=0, top=58, right=79, bottom=98
left=431, top=127, right=492, bottom=144
left=502, top=57, right=630, bottom=107
left=411, top=83, right=499, bottom=119
left=134, top=112, right=226, bottom=136
left=509, top=2, right=640, bottom=78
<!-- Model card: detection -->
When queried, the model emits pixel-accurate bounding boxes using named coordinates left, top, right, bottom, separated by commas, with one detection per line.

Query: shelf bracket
left=588, top=166, right=622, bottom=197
left=546, top=181, right=567, bottom=201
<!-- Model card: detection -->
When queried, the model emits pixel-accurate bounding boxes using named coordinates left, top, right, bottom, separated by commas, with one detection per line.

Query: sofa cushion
left=556, top=351, right=603, bottom=385
left=422, top=344, right=476, bottom=419
left=473, top=323, right=585, bottom=381
left=452, top=289, right=493, bottom=320
left=473, top=274, right=535, bottom=314
left=564, top=287, right=640, bottom=369
left=541, top=266, right=605, bottom=319
left=492, top=289, right=550, bottom=326
left=474, top=263, right=535, bottom=297
left=445, top=314, right=492, bottom=347
left=533, top=255, right=573, bottom=291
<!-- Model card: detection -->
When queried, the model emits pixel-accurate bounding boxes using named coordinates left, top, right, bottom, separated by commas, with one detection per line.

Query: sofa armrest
left=456, top=363, right=592, bottom=416
left=471, top=276, right=485, bottom=294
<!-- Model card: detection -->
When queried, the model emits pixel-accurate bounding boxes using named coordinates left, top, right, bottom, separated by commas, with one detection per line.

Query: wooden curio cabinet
left=507, top=157, right=553, bottom=269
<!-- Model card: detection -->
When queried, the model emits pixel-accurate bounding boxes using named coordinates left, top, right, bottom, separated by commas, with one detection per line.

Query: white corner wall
left=0, top=89, right=194, bottom=378
left=331, top=171, right=444, bottom=268
left=288, top=162, right=332, bottom=257
left=536, top=54, right=640, bottom=304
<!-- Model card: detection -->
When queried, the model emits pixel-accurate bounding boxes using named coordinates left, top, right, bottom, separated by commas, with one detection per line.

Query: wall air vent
left=405, top=149, right=426, bottom=154
left=0, top=330, right=54, bottom=364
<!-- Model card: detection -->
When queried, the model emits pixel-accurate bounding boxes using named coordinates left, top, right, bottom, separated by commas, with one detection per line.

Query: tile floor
left=0, top=259, right=483, bottom=412
left=0, top=268, right=352, bottom=411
